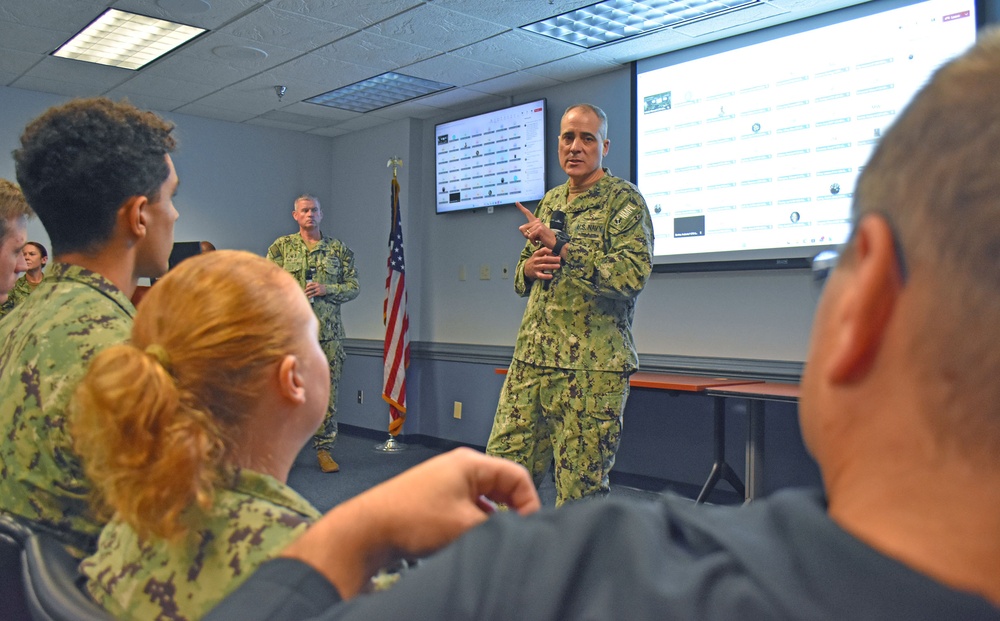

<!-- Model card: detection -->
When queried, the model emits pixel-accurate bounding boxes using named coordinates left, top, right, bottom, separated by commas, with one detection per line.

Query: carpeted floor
left=288, top=429, right=666, bottom=513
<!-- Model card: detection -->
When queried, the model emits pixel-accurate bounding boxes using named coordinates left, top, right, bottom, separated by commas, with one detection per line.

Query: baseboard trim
left=343, top=339, right=803, bottom=382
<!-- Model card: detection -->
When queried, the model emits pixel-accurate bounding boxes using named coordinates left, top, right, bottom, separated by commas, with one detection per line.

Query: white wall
left=0, top=85, right=335, bottom=258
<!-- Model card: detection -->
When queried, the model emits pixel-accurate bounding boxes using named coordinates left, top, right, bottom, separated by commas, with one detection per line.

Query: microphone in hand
left=543, top=210, right=566, bottom=291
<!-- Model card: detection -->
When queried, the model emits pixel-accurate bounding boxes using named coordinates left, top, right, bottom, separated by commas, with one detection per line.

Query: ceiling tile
left=173, top=101, right=258, bottom=123
left=673, top=1, right=788, bottom=37
left=403, top=54, right=512, bottom=87
left=589, top=29, right=700, bottom=65
left=0, top=1, right=109, bottom=32
left=279, top=101, right=361, bottom=121
left=245, top=117, right=317, bottom=132
left=252, top=53, right=375, bottom=92
left=22, top=56, right=133, bottom=90
left=110, top=0, right=267, bottom=30
left=523, top=53, right=620, bottom=83
left=106, top=72, right=219, bottom=102
left=371, top=100, right=445, bottom=121
left=193, top=85, right=295, bottom=115
left=451, top=29, right=581, bottom=71
left=432, top=0, right=599, bottom=28
left=105, top=91, right=190, bottom=113
left=219, top=5, right=356, bottom=51
left=177, top=31, right=305, bottom=69
left=11, top=74, right=109, bottom=98
left=142, top=51, right=260, bottom=86
left=0, top=22, right=82, bottom=55
left=268, top=0, right=424, bottom=29
left=466, top=71, right=562, bottom=97
left=311, top=30, right=440, bottom=71
left=414, top=87, right=505, bottom=112
left=0, top=47, right=45, bottom=75
left=370, top=4, right=509, bottom=53
left=258, top=109, right=332, bottom=127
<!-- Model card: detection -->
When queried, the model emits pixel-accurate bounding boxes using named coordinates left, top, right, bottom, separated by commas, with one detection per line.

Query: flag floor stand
left=374, top=435, right=407, bottom=452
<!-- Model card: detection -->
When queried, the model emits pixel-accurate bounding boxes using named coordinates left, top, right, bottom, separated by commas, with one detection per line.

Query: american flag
left=383, top=176, right=409, bottom=435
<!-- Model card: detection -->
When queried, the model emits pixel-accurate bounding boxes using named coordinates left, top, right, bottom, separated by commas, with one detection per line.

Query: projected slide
left=635, top=0, right=975, bottom=264
left=435, top=100, right=547, bottom=213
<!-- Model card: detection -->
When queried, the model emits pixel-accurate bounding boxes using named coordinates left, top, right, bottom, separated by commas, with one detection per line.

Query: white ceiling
left=0, top=0, right=867, bottom=137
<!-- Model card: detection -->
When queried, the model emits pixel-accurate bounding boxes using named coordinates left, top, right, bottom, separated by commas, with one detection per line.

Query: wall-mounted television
left=435, top=98, right=547, bottom=214
left=633, top=0, right=978, bottom=271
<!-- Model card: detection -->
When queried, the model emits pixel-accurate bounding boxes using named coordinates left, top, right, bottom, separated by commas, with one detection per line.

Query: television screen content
left=634, top=0, right=977, bottom=270
left=435, top=99, right=547, bottom=214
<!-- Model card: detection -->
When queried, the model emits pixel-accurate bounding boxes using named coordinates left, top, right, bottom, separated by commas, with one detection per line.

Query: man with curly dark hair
left=0, top=98, right=179, bottom=554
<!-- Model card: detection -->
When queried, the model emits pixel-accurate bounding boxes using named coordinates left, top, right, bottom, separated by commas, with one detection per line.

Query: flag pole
left=376, top=155, right=408, bottom=453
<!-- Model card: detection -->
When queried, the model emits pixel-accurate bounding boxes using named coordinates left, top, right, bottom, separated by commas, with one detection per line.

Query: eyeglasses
left=810, top=214, right=909, bottom=288
left=811, top=248, right=840, bottom=286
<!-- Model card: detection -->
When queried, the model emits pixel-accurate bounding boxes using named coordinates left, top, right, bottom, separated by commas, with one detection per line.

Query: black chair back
left=20, top=532, right=114, bottom=621
left=0, top=514, right=33, bottom=621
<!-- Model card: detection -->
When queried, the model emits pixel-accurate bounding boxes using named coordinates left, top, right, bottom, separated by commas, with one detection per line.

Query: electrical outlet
left=357, top=390, right=363, bottom=404
left=459, top=265, right=466, bottom=281
left=453, top=401, right=462, bottom=419
left=479, top=264, right=491, bottom=280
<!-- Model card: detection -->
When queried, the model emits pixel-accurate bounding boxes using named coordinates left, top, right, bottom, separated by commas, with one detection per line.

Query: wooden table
left=704, top=382, right=801, bottom=503
left=628, top=373, right=763, bottom=504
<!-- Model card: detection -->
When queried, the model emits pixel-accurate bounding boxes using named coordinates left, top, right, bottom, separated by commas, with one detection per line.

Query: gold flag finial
left=387, top=156, right=403, bottom=179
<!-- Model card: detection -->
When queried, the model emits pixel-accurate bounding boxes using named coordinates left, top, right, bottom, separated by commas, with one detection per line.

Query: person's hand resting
left=279, top=448, right=541, bottom=599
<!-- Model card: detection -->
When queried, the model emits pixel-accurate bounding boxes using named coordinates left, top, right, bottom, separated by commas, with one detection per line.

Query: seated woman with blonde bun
left=71, top=250, right=328, bottom=621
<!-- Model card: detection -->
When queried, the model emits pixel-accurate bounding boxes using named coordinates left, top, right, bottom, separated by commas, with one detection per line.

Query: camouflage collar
left=43, top=262, right=136, bottom=318
left=228, top=468, right=321, bottom=519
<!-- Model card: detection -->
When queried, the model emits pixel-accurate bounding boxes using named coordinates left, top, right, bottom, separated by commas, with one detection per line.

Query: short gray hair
left=563, top=104, right=608, bottom=141
left=294, top=194, right=320, bottom=210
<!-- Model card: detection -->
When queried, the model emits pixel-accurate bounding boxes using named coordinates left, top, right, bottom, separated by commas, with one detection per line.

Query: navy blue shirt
left=207, top=489, right=999, bottom=620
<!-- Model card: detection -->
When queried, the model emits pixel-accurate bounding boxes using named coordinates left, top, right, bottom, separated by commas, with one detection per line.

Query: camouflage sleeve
left=265, top=240, right=283, bottom=267
left=0, top=280, right=28, bottom=319
left=0, top=297, right=14, bottom=319
left=565, top=186, right=653, bottom=301
left=325, top=243, right=359, bottom=304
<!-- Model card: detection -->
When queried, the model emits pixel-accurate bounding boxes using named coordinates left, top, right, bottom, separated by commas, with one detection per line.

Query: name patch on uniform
left=610, top=203, right=643, bottom=235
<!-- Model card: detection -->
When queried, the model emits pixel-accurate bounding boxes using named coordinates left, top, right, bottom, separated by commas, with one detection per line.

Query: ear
left=825, top=215, right=904, bottom=384
left=276, top=354, right=307, bottom=405
left=602, top=139, right=610, bottom=157
left=120, top=195, right=149, bottom=242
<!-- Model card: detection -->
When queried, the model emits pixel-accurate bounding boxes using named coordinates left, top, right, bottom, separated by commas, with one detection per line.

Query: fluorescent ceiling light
left=52, top=8, right=206, bottom=70
left=522, top=0, right=760, bottom=48
left=306, top=72, right=454, bottom=113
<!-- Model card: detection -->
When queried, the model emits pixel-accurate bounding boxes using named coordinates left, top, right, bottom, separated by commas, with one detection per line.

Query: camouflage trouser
left=314, top=340, right=346, bottom=451
left=486, top=360, right=628, bottom=506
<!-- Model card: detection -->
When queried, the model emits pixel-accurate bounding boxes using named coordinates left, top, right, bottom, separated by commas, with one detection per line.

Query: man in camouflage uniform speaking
left=267, top=195, right=359, bottom=473
left=0, top=98, right=179, bottom=553
left=486, top=104, right=653, bottom=506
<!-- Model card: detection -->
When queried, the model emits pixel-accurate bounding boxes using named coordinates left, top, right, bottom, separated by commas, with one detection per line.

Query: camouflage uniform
left=266, top=233, right=359, bottom=451
left=0, top=263, right=135, bottom=553
left=0, top=273, right=43, bottom=318
left=487, top=170, right=653, bottom=506
left=81, top=469, right=321, bottom=621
